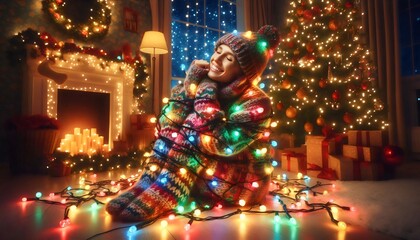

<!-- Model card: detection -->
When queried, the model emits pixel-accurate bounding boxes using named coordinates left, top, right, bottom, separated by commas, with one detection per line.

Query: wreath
left=42, top=0, right=112, bottom=41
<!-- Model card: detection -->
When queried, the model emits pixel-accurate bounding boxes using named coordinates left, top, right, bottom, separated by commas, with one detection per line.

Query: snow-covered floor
left=0, top=161, right=418, bottom=240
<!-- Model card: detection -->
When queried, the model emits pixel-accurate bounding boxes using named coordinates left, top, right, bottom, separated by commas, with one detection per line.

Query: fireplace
left=23, top=49, right=135, bottom=148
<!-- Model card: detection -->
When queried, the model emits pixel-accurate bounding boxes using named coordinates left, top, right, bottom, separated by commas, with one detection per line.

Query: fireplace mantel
left=23, top=48, right=135, bottom=147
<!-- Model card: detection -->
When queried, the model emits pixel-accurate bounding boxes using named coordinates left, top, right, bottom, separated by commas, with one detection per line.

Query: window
left=171, top=0, right=237, bottom=88
left=398, top=0, right=420, bottom=76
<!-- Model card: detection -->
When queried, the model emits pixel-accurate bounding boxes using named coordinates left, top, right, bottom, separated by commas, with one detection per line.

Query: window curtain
left=243, top=0, right=276, bottom=30
left=150, top=0, right=171, bottom=114
left=361, top=0, right=406, bottom=150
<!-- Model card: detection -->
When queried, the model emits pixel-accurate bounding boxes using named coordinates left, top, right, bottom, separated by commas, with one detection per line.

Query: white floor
left=2, top=161, right=414, bottom=240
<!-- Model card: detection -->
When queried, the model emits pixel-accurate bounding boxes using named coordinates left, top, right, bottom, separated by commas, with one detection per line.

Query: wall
left=0, top=0, right=152, bottom=164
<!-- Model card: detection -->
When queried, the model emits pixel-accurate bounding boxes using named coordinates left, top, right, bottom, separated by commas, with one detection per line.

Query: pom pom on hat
left=215, top=25, right=280, bottom=82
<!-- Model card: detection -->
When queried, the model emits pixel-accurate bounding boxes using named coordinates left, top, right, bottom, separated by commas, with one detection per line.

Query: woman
left=106, top=25, right=280, bottom=221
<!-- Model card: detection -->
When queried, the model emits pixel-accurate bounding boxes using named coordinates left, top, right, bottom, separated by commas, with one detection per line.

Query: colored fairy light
left=35, top=192, right=42, bottom=198
left=252, top=182, right=259, bottom=188
left=188, top=135, right=195, bottom=142
left=259, top=205, right=267, bottom=212
left=171, top=132, right=178, bottom=138
left=225, top=148, right=233, bottom=154
left=239, top=199, right=246, bottom=206
left=168, top=214, right=176, bottom=220
left=160, top=177, right=168, bottom=184
left=211, top=180, right=218, bottom=187
left=289, top=217, right=297, bottom=225
left=259, top=82, right=265, bottom=89
left=193, top=209, right=201, bottom=217
left=149, top=165, right=158, bottom=172
left=297, top=172, right=303, bottom=179
left=161, top=220, right=168, bottom=228
left=206, top=168, right=214, bottom=176
left=21, top=197, right=27, bottom=202
left=338, top=221, right=347, bottom=230
left=177, top=205, right=185, bottom=213
left=59, top=218, right=71, bottom=228
left=272, top=160, right=278, bottom=167
left=274, top=213, right=281, bottom=222
left=271, top=140, right=278, bottom=147
left=179, top=168, right=187, bottom=175
left=128, top=225, right=137, bottom=234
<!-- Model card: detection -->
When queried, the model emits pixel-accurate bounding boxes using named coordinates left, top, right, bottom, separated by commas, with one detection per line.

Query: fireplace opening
left=57, top=89, right=110, bottom=144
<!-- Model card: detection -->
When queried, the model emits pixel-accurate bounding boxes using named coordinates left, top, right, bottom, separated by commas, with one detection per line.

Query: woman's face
left=208, top=44, right=243, bottom=83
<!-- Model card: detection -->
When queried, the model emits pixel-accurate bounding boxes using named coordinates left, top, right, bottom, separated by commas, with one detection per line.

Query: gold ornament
left=304, top=122, right=314, bottom=133
left=286, top=106, right=297, bottom=118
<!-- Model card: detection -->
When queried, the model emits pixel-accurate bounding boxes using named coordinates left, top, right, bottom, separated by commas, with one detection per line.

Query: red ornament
left=306, top=42, right=315, bottom=53
left=331, top=90, right=340, bottom=101
left=290, top=23, right=299, bottom=33
left=319, top=78, right=327, bottom=88
left=345, top=1, right=353, bottom=8
left=276, top=102, right=284, bottom=111
left=383, top=145, right=404, bottom=166
left=329, top=19, right=338, bottom=31
left=343, top=112, right=352, bottom=124
left=303, top=10, right=314, bottom=21
left=361, top=81, right=369, bottom=90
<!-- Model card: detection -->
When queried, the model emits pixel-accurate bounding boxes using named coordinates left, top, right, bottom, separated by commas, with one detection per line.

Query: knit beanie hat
left=215, top=25, right=280, bottom=82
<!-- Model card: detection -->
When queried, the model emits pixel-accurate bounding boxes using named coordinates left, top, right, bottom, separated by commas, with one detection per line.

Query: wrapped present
left=305, top=134, right=347, bottom=169
left=281, top=152, right=307, bottom=174
left=342, top=144, right=382, bottom=162
left=328, top=155, right=385, bottom=181
left=328, top=155, right=356, bottom=180
left=273, top=146, right=306, bottom=161
left=128, top=128, right=156, bottom=150
left=130, top=114, right=156, bottom=130
left=347, top=130, right=388, bottom=147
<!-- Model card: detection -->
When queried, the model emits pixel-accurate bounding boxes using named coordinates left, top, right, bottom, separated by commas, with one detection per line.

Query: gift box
left=342, top=144, right=382, bottom=162
left=281, top=152, right=307, bottom=174
left=328, top=155, right=385, bottom=181
left=347, top=130, right=388, bottom=147
left=273, top=146, right=306, bottom=162
left=305, top=135, right=347, bottom=169
left=130, top=114, right=156, bottom=130
left=328, top=155, right=358, bottom=180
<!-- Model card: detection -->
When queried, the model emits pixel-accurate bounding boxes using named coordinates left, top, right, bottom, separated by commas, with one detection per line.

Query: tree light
left=161, top=220, right=168, bottom=228
left=239, top=199, right=246, bottom=206
left=128, top=225, right=137, bottom=234
left=338, top=221, right=347, bottom=230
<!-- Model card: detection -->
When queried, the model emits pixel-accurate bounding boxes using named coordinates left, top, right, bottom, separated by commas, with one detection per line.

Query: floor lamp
left=139, top=31, right=168, bottom=115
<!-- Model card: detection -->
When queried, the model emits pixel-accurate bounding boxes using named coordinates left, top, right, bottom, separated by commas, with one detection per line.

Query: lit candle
left=74, top=128, right=81, bottom=135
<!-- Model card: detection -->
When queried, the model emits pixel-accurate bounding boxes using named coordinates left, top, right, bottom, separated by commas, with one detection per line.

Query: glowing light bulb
left=162, top=97, right=169, bottom=104
left=252, top=182, right=259, bottom=188
left=177, top=206, right=185, bottom=213
left=271, top=140, right=278, bottom=147
left=35, top=192, right=42, bottom=198
left=168, top=214, right=176, bottom=220
left=244, top=31, right=252, bottom=38
left=211, top=180, right=218, bottom=187
left=193, top=209, right=201, bottom=217
left=188, top=135, right=195, bottom=142
left=59, top=218, right=71, bottom=228
left=259, top=205, right=267, bottom=212
left=21, top=197, right=27, bottom=202
left=323, top=190, right=328, bottom=195
left=272, top=160, right=278, bottom=167
left=128, top=225, right=137, bottom=233
left=171, top=132, right=178, bottom=138
left=149, top=165, right=158, bottom=172
left=297, top=172, right=303, bottom=179
left=180, top=168, right=187, bottom=175
left=189, top=83, right=197, bottom=94
left=274, top=213, right=281, bottom=222
left=338, top=221, right=347, bottom=230
left=206, top=168, right=214, bottom=176
left=184, top=223, right=191, bottom=231
left=239, top=199, right=246, bottom=206
left=161, top=220, right=168, bottom=228
left=257, top=107, right=264, bottom=113
left=289, top=217, right=297, bottom=225
left=203, top=135, right=211, bottom=143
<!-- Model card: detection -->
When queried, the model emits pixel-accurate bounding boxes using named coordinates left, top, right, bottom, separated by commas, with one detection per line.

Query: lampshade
left=139, top=31, right=168, bottom=55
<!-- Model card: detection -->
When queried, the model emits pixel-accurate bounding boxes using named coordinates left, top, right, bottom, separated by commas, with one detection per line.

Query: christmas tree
left=132, top=53, right=149, bottom=114
left=268, top=0, right=388, bottom=145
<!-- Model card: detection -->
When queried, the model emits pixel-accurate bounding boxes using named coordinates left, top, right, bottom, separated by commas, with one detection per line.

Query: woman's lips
left=210, top=63, right=223, bottom=73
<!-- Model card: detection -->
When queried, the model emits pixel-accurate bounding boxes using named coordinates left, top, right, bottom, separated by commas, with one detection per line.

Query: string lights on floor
left=20, top=172, right=352, bottom=239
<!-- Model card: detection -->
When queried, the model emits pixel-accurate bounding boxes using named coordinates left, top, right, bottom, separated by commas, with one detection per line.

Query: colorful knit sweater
left=157, top=62, right=273, bottom=206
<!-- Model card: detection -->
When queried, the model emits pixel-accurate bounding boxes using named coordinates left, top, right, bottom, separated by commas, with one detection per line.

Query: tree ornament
left=287, top=67, right=294, bottom=76
left=296, top=87, right=306, bottom=100
left=361, top=81, right=369, bottom=90
left=281, top=79, right=292, bottom=89
left=316, top=116, right=325, bottom=126
left=306, top=42, right=315, bottom=53
left=319, top=78, right=327, bottom=88
left=304, top=122, right=314, bottom=132
left=303, top=10, right=314, bottom=21
left=383, top=145, right=404, bottom=166
left=290, top=23, right=299, bottom=33
left=345, top=1, right=354, bottom=9
left=276, top=102, right=284, bottom=111
left=286, top=106, right=297, bottom=118
left=331, top=90, right=340, bottom=101
left=329, top=19, right=338, bottom=31
left=343, top=112, right=353, bottom=124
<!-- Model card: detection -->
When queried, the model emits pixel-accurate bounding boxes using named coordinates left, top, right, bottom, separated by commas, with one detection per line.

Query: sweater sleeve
left=196, top=87, right=272, bottom=157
